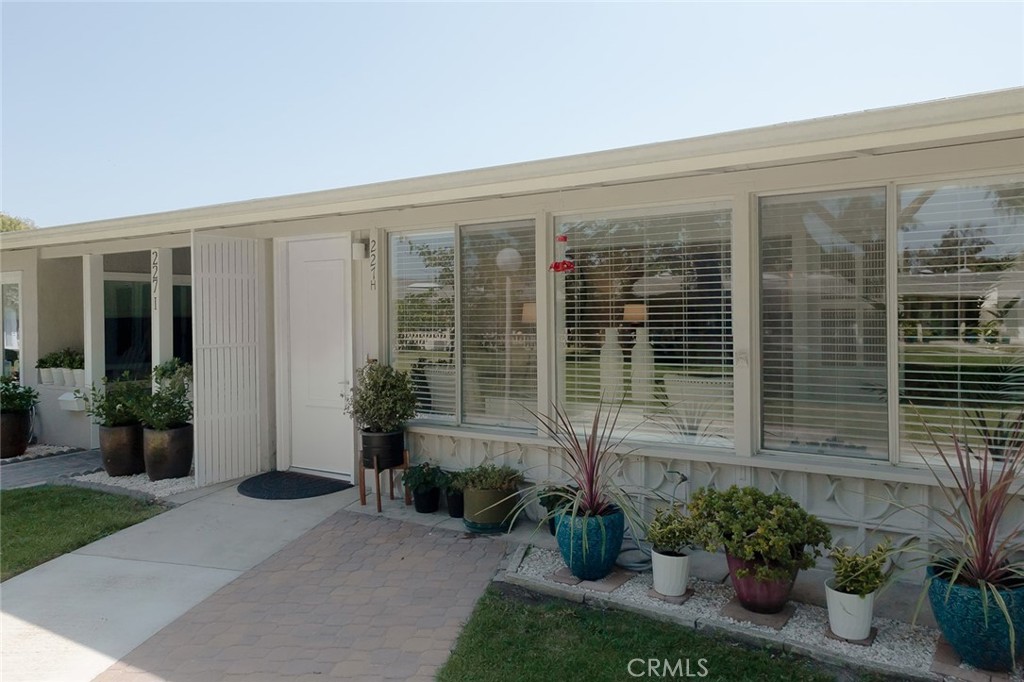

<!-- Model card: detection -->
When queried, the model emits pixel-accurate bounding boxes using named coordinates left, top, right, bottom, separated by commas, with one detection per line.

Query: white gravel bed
left=72, top=471, right=196, bottom=499
left=510, top=546, right=945, bottom=679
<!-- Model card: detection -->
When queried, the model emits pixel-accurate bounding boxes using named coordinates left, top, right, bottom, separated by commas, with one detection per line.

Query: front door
left=285, top=237, right=353, bottom=477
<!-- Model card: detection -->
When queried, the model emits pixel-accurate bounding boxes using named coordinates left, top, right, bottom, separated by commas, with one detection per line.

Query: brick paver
left=94, top=510, right=507, bottom=681
left=0, top=449, right=101, bottom=489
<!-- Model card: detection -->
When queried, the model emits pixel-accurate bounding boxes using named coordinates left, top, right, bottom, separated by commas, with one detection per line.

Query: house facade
left=2, top=89, right=1022, bottom=548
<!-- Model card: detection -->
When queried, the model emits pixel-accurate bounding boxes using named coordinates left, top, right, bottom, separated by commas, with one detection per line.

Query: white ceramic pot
left=651, top=549, right=690, bottom=597
left=73, top=369, right=86, bottom=389
left=39, top=368, right=54, bottom=384
left=61, top=368, right=75, bottom=386
left=825, top=578, right=875, bottom=641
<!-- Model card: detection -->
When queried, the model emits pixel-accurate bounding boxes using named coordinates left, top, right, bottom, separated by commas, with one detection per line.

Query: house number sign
left=369, top=238, right=377, bottom=291
left=151, top=250, right=160, bottom=312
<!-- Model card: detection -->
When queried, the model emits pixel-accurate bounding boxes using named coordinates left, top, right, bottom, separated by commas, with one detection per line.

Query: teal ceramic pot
left=928, top=565, right=1024, bottom=672
left=555, top=507, right=625, bottom=581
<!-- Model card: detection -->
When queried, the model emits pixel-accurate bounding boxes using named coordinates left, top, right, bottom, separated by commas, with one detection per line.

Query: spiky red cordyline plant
left=915, top=409, right=1024, bottom=589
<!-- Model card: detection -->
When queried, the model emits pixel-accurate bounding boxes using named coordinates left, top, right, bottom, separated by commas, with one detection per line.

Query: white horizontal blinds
left=555, top=206, right=733, bottom=446
left=460, top=220, right=536, bottom=427
left=760, top=189, right=888, bottom=459
left=388, top=230, right=456, bottom=420
left=897, top=178, right=1024, bottom=461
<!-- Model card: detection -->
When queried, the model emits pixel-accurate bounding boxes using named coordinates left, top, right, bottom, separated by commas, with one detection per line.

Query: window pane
left=389, top=231, right=456, bottom=419
left=760, top=189, right=888, bottom=459
left=104, top=281, right=152, bottom=379
left=2, top=283, right=20, bottom=378
left=556, top=207, right=733, bottom=446
left=898, top=178, right=1024, bottom=460
left=173, top=285, right=193, bottom=365
left=461, top=221, right=536, bottom=427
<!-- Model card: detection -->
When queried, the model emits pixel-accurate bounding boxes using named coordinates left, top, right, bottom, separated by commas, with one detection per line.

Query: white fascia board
left=2, top=88, right=1022, bottom=252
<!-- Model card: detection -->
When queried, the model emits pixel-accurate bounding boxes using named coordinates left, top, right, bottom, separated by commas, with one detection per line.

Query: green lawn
left=1, top=485, right=164, bottom=581
left=438, top=587, right=839, bottom=682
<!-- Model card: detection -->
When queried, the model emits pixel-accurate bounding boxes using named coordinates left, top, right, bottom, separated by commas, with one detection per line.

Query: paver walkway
left=0, top=448, right=101, bottom=489
left=94, top=510, right=507, bottom=682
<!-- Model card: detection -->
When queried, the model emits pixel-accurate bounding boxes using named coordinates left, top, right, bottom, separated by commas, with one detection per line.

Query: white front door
left=285, top=237, right=353, bottom=477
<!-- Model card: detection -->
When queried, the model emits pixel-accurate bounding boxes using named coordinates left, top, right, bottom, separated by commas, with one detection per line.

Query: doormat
left=237, top=471, right=352, bottom=500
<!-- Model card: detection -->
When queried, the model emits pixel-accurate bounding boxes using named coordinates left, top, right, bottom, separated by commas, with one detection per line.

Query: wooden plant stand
left=358, top=448, right=412, bottom=513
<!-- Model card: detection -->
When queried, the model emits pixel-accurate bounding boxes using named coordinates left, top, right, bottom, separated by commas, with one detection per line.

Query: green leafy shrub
left=830, top=540, right=892, bottom=596
left=461, top=464, right=524, bottom=492
left=153, top=358, right=192, bottom=385
left=444, top=470, right=467, bottom=493
left=137, top=379, right=192, bottom=430
left=0, top=376, right=39, bottom=412
left=688, top=485, right=832, bottom=582
left=402, top=461, right=446, bottom=493
left=646, top=505, right=694, bottom=556
left=77, top=373, right=148, bottom=427
left=344, top=362, right=418, bottom=433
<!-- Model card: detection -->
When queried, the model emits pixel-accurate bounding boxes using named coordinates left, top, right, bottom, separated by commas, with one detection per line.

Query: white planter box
left=73, top=369, right=86, bottom=389
left=825, top=578, right=875, bottom=641
left=39, top=368, right=54, bottom=384
left=651, top=549, right=690, bottom=597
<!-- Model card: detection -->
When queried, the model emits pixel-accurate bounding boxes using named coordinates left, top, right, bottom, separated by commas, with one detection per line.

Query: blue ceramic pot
left=927, top=565, right=1024, bottom=672
left=555, top=507, right=625, bottom=581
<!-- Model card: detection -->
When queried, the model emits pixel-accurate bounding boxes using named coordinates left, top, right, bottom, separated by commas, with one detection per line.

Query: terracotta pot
left=0, top=411, right=31, bottom=458
left=143, top=424, right=194, bottom=481
left=99, top=424, right=144, bottom=476
left=726, top=554, right=797, bottom=614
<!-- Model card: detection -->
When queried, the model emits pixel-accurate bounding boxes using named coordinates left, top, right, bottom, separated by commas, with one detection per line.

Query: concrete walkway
left=0, top=482, right=373, bottom=682
left=95, top=510, right=506, bottom=681
left=0, top=448, right=102, bottom=489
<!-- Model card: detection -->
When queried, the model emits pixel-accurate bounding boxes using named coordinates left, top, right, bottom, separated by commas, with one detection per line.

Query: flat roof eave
left=2, top=88, right=1022, bottom=252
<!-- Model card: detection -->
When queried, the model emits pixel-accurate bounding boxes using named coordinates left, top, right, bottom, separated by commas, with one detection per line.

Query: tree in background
left=1, top=214, right=37, bottom=232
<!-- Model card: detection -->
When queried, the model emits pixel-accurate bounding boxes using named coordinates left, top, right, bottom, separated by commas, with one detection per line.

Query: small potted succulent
left=461, top=463, right=524, bottom=534
left=0, top=376, right=39, bottom=458
left=137, top=372, right=193, bottom=480
left=402, top=461, right=446, bottom=514
left=78, top=373, right=149, bottom=476
left=647, top=505, right=695, bottom=597
left=688, top=485, right=831, bottom=614
left=443, top=470, right=466, bottom=519
left=343, top=362, right=418, bottom=470
left=825, top=540, right=892, bottom=641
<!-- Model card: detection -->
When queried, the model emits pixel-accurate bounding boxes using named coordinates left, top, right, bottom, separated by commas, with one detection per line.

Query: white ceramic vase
left=599, top=327, right=625, bottom=403
left=825, top=578, right=875, bottom=641
left=651, top=549, right=690, bottom=597
left=630, top=327, right=654, bottom=406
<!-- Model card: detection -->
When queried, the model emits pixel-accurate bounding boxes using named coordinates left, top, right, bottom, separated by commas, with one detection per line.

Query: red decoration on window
left=550, top=234, right=574, bottom=273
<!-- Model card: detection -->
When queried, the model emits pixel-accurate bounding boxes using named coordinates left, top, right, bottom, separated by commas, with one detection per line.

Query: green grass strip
left=1, top=485, right=164, bottom=581
left=438, top=587, right=833, bottom=682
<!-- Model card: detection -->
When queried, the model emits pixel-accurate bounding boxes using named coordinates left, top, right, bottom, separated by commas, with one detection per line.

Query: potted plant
left=36, top=352, right=56, bottom=385
left=78, top=373, right=148, bottom=476
left=137, top=373, right=193, bottom=480
left=906, top=409, right=1024, bottom=672
left=0, top=376, right=38, bottom=458
left=647, top=504, right=695, bottom=597
left=539, top=485, right=575, bottom=535
left=402, top=461, right=445, bottom=513
left=688, top=485, right=831, bottom=614
left=343, top=362, right=418, bottom=470
left=461, top=463, right=524, bottom=534
left=69, top=349, right=85, bottom=388
left=825, top=540, right=892, bottom=641
left=443, top=470, right=466, bottom=519
left=513, top=398, right=644, bottom=581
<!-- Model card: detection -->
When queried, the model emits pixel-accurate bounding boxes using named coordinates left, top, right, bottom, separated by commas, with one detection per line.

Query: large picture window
left=898, top=178, right=1024, bottom=460
left=460, top=220, right=536, bottom=427
left=555, top=206, right=732, bottom=446
left=760, top=189, right=888, bottom=459
left=388, top=230, right=456, bottom=419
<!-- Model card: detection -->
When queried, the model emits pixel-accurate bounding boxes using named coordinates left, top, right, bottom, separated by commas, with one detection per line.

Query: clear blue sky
left=2, top=2, right=1022, bottom=228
